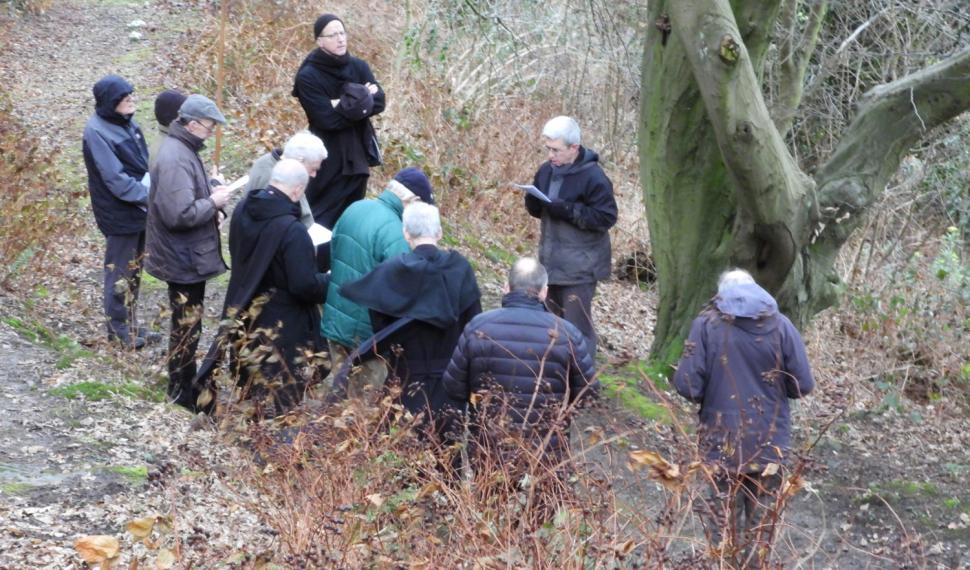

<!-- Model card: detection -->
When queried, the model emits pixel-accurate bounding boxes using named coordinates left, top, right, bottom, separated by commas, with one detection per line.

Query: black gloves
left=546, top=200, right=573, bottom=221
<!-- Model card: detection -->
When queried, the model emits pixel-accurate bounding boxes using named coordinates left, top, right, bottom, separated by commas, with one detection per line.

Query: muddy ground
left=0, top=1, right=968, bottom=568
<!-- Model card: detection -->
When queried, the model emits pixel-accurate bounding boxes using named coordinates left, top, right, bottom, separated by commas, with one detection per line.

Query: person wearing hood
left=243, top=131, right=327, bottom=230
left=321, top=167, right=434, bottom=398
left=82, top=74, right=156, bottom=349
left=673, top=269, right=815, bottom=564
left=331, top=202, right=481, bottom=437
left=198, top=159, right=329, bottom=417
left=524, top=116, right=617, bottom=357
left=145, top=94, right=232, bottom=412
left=148, top=88, right=186, bottom=171
left=292, top=13, right=386, bottom=229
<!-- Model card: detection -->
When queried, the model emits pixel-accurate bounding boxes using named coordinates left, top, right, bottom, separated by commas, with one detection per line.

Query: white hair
left=283, top=130, right=327, bottom=163
left=402, top=202, right=441, bottom=240
left=717, top=268, right=756, bottom=293
left=541, top=116, right=581, bottom=146
left=509, top=257, right=548, bottom=294
left=270, top=158, right=310, bottom=189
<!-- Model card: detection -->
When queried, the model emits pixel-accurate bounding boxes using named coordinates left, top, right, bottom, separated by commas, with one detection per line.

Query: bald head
left=508, top=257, right=548, bottom=298
left=270, top=158, right=310, bottom=202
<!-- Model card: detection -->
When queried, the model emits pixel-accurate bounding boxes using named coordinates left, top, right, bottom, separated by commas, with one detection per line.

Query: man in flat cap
left=145, top=94, right=232, bottom=412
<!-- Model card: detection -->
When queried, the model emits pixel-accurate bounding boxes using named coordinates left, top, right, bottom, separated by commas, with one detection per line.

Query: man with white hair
left=196, top=159, right=330, bottom=417
left=321, top=167, right=436, bottom=398
left=333, top=202, right=482, bottom=437
left=244, top=130, right=328, bottom=228
left=674, top=268, right=815, bottom=564
left=524, top=116, right=617, bottom=357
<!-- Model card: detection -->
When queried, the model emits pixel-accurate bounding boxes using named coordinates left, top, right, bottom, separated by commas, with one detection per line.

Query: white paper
left=226, top=174, right=250, bottom=192
left=511, top=183, right=551, bottom=203
left=307, top=223, right=332, bottom=247
left=140, top=172, right=151, bottom=188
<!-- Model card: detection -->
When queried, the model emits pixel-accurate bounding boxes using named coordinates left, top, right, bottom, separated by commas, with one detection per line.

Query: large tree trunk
left=640, top=0, right=970, bottom=362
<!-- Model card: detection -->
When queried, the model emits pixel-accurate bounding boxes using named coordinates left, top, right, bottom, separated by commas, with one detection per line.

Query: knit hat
left=154, top=89, right=187, bottom=127
left=314, top=13, right=343, bottom=38
left=178, top=94, right=227, bottom=125
left=394, top=167, right=434, bottom=205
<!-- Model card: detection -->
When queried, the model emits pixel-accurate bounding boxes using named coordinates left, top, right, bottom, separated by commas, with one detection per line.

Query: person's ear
left=538, top=285, right=549, bottom=302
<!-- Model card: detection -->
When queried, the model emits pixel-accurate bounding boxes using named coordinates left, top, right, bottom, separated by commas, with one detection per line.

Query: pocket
left=191, top=240, right=223, bottom=275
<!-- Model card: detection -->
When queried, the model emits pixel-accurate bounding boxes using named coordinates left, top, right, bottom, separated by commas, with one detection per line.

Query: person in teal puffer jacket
left=321, top=167, right=435, bottom=396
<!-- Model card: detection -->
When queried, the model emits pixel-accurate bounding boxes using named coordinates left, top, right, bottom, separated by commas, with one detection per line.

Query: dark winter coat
left=525, top=147, right=617, bottom=285
left=442, top=291, right=599, bottom=458
left=199, top=187, right=329, bottom=415
left=82, top=75, right=149, bottom=236
left=342, top=244, right=482, bottom=433
left=293, top=49, right=385, bottom=222
left=321, top=190, right=410, bottom=348
left=674, top=283, right=815, bottom=472
left=144, top=121, right=227, bottom=284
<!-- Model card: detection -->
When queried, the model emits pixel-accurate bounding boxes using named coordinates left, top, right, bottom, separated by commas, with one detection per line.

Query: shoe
left=137, top=328, right=164, bottom=345
left=108, top=333, right=146, bottom=350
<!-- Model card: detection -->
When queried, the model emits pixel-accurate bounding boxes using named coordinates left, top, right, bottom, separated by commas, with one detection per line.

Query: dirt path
left=1, top=1, right=969, bottom=569
left=0, top=2, right=274, bottom=567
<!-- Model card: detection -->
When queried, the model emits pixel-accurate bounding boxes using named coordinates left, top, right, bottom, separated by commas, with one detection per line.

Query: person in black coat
left=196, top=159, right=329, bottom=417
left=524, top=116, right=617, bottom=357
left=334, top=203, right=482, bottom=438
left=293, top=13, right=386, bottom=228
left=442, top=258, right=599, bottom=469
left=82, top=74, right=153, bottom=349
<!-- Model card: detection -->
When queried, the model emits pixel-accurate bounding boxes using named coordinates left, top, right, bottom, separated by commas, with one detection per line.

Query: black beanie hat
left=314, top=13, right=343, bottom=38
left=394, top=167, right=435, bottom=205
left=154, top=89, right=187, bottom=127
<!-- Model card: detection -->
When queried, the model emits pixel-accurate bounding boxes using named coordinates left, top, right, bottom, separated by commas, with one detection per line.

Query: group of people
left=81, top=11, right=815, bottom=551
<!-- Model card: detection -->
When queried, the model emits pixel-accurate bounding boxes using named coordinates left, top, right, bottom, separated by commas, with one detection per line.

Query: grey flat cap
left=178, top=94, right=227, bottom=124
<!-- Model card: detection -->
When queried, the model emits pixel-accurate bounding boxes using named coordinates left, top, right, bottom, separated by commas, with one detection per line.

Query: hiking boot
left=108, top=333, right=146, bottom=350
left=136, top=327, right=164, bottom=345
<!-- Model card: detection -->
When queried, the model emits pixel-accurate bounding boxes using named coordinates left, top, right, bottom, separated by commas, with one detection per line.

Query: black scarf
left=292, top=48, right=352, bottom=96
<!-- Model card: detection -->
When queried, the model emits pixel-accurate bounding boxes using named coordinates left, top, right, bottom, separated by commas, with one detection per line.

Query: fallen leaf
left=126, top=516, right=155, bottom=539
left=366, top=493, right=384, bottom=507
left=628, top=450, right=684, bottom=491
left=761, top=463, right=780, bottom=477
left=155, top=548, right=175, bottom=569
left=614, top=539, right=635, bottom=556
left=74, top=535, right=120, bottom=566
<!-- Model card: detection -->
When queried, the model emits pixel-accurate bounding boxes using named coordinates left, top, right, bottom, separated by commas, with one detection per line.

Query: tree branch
left=814, top=45, right=970, bottom=247
left=772, top=0, right=829, bottom=137
left=669, top=0, right=814, bottom=290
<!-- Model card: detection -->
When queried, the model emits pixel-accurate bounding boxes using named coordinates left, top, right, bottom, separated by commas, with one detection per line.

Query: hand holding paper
left=510, top=183, right=551, bottom=203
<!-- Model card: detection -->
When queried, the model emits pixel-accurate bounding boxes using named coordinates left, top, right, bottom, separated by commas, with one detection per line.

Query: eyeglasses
left=320, top=30, right=347, bottom=40
left=194, top=120, right=216, bottom=135
left=545, top=144, right=570, bottom=155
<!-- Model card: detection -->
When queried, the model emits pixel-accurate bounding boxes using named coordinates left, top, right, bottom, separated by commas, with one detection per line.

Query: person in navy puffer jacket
left=443, top=258, right=598, bottom=472
left=82, top=74, right=152, bottom=349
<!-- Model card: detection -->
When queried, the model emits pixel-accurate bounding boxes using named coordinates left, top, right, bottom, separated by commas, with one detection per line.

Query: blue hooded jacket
left=674, top=283, right=815, bottom=472
left=82, top=75, right=150, bottom=235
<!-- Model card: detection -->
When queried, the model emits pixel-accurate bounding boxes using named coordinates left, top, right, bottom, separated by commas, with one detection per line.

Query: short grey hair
left=509, top=257, right=548, bottom=295
left=282, top=131, right=327, bottom=163
left=717, top=268, right=756, bottom=293
left=541, top=116, right=581, bottom=146
left=270, top=158, right=310, bottom=189
left=402, top=202, right=441, bottom=240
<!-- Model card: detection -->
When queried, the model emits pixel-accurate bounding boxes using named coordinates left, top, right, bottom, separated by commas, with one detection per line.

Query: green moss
left=0, top=482, right=35, bottom=495
left=599, top=362, right=672, bottom=423
left=108, top=465, right=148, bottom=484
left=50, top=381, right=164, bottom=403
left=3, top=316, right=93, bottom=369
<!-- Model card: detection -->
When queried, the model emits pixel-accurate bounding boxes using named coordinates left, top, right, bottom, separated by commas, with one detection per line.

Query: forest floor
left=0, top=1, right=968, bottom=568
